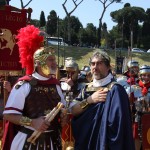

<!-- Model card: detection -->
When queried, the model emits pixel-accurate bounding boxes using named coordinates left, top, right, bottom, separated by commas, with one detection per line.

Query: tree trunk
left=67, top=15, right=71, bottom=45
left=98, top=19, right=102, bottom=48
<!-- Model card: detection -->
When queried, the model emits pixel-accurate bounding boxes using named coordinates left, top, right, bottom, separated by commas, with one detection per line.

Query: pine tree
left=40, top=11, right=46, bottom=27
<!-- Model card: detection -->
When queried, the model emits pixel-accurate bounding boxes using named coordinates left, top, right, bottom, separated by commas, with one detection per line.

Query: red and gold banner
left=142, top=113, right=150, bottom=150
left=61, top=115, right=74, bottom=150
left=0, top=5, right=31, bottom=75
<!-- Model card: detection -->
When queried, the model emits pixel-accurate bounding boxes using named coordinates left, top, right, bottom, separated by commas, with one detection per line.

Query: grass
left=53, top=45, right=150, bottom=69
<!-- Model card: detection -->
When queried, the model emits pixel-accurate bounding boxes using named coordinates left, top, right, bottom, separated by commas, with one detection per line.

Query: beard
left=50, top=67, right=57, bottom=75
left=92, top=72, right=106, bottom=80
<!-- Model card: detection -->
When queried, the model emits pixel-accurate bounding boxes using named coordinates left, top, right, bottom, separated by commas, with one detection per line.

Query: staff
left=27, top=102, right=63, bottom=144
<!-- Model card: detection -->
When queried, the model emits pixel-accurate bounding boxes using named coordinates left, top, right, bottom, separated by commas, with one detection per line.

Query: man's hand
left=31, top=116, right=50, bottom=132
left=87, top=88, right=108, bottom=104
left=66, top=78, right=74, bottom=87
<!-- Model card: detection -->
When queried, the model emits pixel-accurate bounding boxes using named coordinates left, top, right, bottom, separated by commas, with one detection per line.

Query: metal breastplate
left=144, top=88, right=150, bottom=109
left=135, top=87, right=150, bottom=113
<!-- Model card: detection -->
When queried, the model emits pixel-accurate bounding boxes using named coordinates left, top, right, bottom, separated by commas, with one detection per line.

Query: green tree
left=62, top=0, right=84, bottom=45
left=108, top=26, right=120, bottom=48
left=40, top=11, right=46, bottom=27
left=0, top=0, right=6, bottom=5
left=80, top=28, right=89, bottom=46
left=46, top=10, right=58, bottom=36
left=30, top=19, right=40, bottom=27
left=101, top=22, right=109, bottom=48
left=96, top=0, right=122, bottom=47
left=85, top=23, right=97, bottom=47
left=110, top=4, right=146, bottom=48
left=142, top=8, right=150, bottom=49
left=63, top=16, right=82, bottom=44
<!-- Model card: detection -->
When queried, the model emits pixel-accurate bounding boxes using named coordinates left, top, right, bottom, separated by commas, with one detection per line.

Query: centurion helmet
left=139, top=65, right=150, bottom=74
left=83, top=66, right=90, bottom=72
left=80, top=66, right=91, bottom=76
left=33, top=46, right=55, bottom=75
left=34, top=47, right=55, bottom=65
left=127, top=60, right=139, bottom=68
left=65, top=57, right=78, bottom=71
left=65, top=57, right=79, bottom=81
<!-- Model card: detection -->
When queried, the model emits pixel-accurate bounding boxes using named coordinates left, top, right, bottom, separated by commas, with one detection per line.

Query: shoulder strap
left=15, top=75, right=32, bottom=89
left=18, top=75, right=32, bottom=81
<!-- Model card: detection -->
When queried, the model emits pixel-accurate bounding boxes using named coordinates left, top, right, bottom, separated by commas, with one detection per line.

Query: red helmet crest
left=16, top=25, right=44, bottom=75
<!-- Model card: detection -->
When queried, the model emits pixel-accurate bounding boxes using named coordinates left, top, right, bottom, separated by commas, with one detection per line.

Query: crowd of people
left=116, top=60, right=150, bottom=150
left=0, top=25, right=150, bottom=150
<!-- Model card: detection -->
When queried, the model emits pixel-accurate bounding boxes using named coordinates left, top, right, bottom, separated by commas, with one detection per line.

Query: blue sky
left=10, top=0, right=149, bottom=30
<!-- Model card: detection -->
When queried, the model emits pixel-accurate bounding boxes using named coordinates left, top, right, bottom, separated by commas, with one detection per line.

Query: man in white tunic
left=3, top=25, right=69, bottom=150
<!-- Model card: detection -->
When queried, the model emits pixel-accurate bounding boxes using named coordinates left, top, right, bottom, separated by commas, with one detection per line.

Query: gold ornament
left=79, top=99, right=89, bottom=109
left=19, top=116, right=32, bottom=126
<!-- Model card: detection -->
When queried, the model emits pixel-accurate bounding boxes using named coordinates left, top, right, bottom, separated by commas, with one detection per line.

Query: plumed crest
left=16, top=25, right=44, bottom=75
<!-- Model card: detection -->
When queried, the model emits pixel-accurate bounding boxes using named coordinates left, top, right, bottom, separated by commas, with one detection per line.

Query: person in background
left=138, top=65, right=150, bottom=101
left=123, top=60, right=139, bottom=86
left=70, top=51, right=135, bottom=150
left=78, top=65, right=91, bottom=86
left=116, top=60, right=139, bottom=91
left=121, top=60, right=141, bottom=150
left=0, top=75, right=20, bottom=94
left=116, top=63, right=139, bottom=98
left=134, top=65, right=150, bottom=150
left=60, top=57, right=79, bottom=150
left=3, top=80, right=11, bottom=93
left=62, top=57, right=79, bottom=97
left=3, top=25, right=67, bottom=150
left=1, top=75, right=21, bottom=150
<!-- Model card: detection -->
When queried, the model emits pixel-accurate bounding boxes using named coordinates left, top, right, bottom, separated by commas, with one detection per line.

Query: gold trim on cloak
left=86, top=81, right=117, bottom=92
